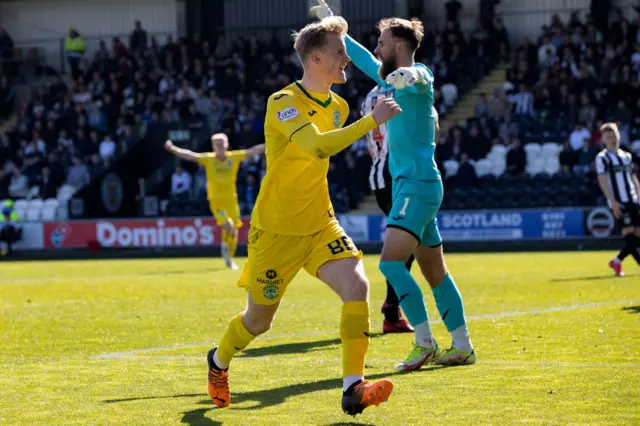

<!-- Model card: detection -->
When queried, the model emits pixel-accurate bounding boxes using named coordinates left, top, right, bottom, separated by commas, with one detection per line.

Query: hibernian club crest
left=334, top=110, right=341, bottom=128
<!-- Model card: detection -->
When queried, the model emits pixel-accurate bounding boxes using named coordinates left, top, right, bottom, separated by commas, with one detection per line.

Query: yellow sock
left=217, top=313, right=256, bottom=367
left=340, top=301, right=370, bottom=377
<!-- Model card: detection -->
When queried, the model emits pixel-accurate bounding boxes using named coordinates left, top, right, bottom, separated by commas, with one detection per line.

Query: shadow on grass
left=621, top=305, right=640, bottom=314
left=106, top=367, right=435, bottom=425
left=238, top=332, right=383, bottom=359
left=550, top=274, right=638, bottom=282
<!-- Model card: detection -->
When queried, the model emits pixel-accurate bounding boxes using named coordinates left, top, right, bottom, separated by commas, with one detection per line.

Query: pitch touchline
left=89, top=299, right=640, bottom=359
left=96, top=355, right=640, bottom=368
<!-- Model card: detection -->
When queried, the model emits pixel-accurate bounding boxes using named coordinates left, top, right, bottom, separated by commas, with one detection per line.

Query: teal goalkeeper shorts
left=386, top=178, right=443, bottom=247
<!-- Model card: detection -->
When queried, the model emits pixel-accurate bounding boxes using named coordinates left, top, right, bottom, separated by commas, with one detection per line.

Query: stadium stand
left=1, top=12, right=486, bottom=220
left=436, top=8, right=640, bottom=210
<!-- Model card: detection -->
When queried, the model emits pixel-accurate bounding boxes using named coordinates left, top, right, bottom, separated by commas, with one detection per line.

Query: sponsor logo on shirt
left=277, top=107, right=299, bottom=122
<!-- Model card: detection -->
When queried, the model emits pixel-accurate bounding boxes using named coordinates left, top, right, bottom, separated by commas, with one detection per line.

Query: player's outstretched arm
left=269, top=94, right=400, bottom=160
left=164, top=140, right=200, bottom=162
left=292, top=98, right=400, bottom=159
left=244, top=143, right=266, bottom=159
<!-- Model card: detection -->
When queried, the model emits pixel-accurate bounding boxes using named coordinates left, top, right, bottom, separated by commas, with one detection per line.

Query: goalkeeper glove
left=385, top=67, right=430, bottom=89
left=310, top=0, right=334, bottom=19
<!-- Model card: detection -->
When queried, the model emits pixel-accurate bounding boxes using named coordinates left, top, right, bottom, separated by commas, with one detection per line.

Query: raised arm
left=164, top=140, right=200, bottom=162
left=309, top=0, right=383, bottom=84
left=344, top=35, right=384, bottom=85
left=244, top=143, right=266, bottom=159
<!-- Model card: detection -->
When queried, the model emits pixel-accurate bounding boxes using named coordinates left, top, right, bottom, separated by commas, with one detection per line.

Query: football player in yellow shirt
left=164, top=134, right=265, bottom=269
left=204, top=17, right=401, bottom=416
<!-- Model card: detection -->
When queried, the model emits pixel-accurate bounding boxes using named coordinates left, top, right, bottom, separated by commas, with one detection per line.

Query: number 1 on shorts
left=399, top=197, right=410, bottom=216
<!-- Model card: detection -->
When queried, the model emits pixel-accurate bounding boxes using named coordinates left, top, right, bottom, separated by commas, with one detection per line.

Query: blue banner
left=362, top=209, right=585, bottom=243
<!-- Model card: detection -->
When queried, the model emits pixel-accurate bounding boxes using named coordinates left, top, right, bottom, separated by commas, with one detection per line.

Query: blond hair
left=211, top=133, right=229, bottom=148
left=600, top=122, right=620, bottom=140
left=378, top=17, right=424, bottom=51
left=293, top=16, right=348, bottom=64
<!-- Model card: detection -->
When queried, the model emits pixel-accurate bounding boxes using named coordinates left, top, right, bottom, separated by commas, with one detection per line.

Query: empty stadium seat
left=524, top=143, right=542, bottom=159
left=541, top=142, right=562, bottom=159
left=41, top=206, right=57, bottom=221
left=474, top=159, right=493, bottom=177
left=544, top=158, right=560, bottom=175
left=489, top=144, right=508, bottom=157
left=526, top=158, right=545, bottom=175
left=443, top=159, right=459, bottom=178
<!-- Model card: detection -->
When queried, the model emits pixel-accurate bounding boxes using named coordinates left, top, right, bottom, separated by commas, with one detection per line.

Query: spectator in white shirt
left=99, top=134, right=116, bottom=161
left=569, top=123, right=592, bottom=151
left=538, top=37, right=556, bottom=64
left=171, top=165, right=192, bottom=195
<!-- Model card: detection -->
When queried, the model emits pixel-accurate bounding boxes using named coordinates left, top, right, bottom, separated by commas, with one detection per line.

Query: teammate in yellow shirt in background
left=164, top=134, right=265, bottom=269
left=205, top=17, right=402, bottom=416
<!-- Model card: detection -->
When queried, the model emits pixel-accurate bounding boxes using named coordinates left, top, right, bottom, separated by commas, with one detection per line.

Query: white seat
left=441, top=84, right=458, bottom=107
left=13, top=199, right=28, bottom=212
left=28, top=199, right=44, bottom=211
left=490, top=144, right=508, bottom=157
left=544, top=159, right=560, bottom=175
left=25, top=206, right=41, bottom=221
left=44, top=198, right=60, bottom=209
left=524, top=144, right=542, bottom=160
left=474, top=159, right=493, bottom=177
left=443, top=159, right=459, bottom=177
left=541, top=142, right=562, bottom=159
left=526, top=158, right=545, bottom=175
left=631, top=140, right=640, bottom=155
left=41, top=206, right=57, bottom=221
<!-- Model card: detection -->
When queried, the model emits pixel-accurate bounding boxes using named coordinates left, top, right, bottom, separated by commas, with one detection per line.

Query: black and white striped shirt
left=595, top=149, right=638, bottom=205
left=361, top=85, right=393, bottom=190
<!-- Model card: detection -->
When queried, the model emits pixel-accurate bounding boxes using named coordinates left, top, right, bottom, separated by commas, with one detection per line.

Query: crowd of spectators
left=435, top=7, right=640, bottom=207
left=1, top=7, right=500, bottom=214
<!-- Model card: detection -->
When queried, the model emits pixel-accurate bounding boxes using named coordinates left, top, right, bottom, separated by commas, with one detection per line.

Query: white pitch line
left=90, top=355, right=640, bottom=368
left=89, top=299, right=640, bottom=360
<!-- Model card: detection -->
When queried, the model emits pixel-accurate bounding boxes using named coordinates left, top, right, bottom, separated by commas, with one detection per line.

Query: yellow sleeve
left=267, top=92, right=377, bottom=160
left=229, top=150, right=247, bottom=164
left=196, top=153, right=213, bottom=166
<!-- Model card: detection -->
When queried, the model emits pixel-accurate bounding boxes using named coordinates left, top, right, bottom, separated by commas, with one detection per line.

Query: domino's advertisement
left=15, top=208, right=605, bottom=250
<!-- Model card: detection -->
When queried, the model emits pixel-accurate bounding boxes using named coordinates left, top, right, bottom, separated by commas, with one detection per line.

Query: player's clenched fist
left=371, top=97, right=402, bottom=125
left=385, top=67, right=421, bottom=89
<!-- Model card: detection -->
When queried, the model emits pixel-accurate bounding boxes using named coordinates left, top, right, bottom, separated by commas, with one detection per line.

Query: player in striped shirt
left=595, top=122, right=640, bottom=276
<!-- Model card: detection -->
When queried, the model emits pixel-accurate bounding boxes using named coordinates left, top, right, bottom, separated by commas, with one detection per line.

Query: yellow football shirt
left=196, top=150, right=246, bottom=201
left=251, top=81, right=351, bottom=235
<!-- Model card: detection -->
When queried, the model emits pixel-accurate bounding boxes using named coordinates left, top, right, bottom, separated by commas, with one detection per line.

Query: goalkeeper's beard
left=378, top=57, right=398, bottom=81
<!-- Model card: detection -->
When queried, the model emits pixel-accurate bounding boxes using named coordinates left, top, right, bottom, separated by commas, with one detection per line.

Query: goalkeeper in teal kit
left=312, top=1, right=476, bottom=369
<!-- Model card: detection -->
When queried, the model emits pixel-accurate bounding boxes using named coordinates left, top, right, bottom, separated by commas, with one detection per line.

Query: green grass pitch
left=1, top=252, right=639, bottom=425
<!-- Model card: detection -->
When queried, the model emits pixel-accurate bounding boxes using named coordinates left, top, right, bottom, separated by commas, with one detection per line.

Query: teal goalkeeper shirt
left=345, top=35, right=441, bottom=182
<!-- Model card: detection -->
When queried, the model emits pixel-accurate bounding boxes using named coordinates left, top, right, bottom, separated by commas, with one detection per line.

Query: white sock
left=451, top=325, right=473, bottom=352
left=213, top=350, right=229, bottom=370
left=613, top=257, right=621, bottom=264
left=343, top=374, right=363, bottom=391
left=414, top=320, right=434, bottom=347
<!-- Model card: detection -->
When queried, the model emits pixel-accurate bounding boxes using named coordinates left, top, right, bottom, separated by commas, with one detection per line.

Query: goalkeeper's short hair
left=292, top=16, right=348, bottom=64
